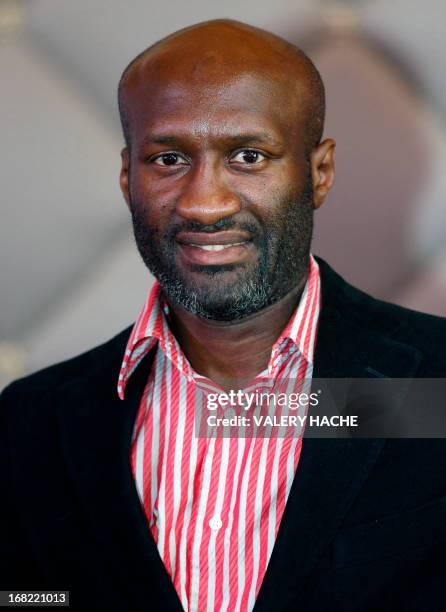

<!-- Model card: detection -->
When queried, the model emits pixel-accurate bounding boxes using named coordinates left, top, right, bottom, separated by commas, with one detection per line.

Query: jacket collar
left=312, top=256, right=423, bottom=380
left=57, top=257, right=423, bottom=611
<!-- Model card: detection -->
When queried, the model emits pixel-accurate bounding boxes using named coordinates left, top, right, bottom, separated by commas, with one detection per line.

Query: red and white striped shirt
left=118, top=254, right=321, bottom=612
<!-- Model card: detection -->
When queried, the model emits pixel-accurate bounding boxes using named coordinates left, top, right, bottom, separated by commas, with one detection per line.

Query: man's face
left=121, top=72, right=315, bottom=320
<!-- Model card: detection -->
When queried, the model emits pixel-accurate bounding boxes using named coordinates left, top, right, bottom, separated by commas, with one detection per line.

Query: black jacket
left=1, top=257, right=446, bottom=611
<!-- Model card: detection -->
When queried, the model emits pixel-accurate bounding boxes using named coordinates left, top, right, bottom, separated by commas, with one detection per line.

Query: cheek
left=244, top=163, right=305, bottom=209
left=129, top=168, right=176, bottom=225
left=247, top=182, right=296, bottom=228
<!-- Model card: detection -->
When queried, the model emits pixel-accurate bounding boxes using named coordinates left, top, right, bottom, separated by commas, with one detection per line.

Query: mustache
left=166, top=217, right=261, bottom=239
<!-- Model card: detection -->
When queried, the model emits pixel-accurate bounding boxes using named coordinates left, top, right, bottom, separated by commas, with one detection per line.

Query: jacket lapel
left=254, top=258, right=423, bottom=611
left=57, top=341, right=183, bottom=612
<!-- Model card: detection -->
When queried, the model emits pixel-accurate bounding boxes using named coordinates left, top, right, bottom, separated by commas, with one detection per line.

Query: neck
left=164, top=272, right=308, bottom=392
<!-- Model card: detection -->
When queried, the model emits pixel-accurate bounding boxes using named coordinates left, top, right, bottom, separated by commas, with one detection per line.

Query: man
left=1, top=18, right=446, bottom=612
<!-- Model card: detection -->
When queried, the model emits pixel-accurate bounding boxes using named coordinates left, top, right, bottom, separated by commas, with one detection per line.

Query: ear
left=310, top=138, right=335, bottom=210
left=120, top=147, right=130, bottom=209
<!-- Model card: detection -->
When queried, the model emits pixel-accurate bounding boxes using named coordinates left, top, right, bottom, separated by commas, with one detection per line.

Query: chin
left=166, top=278, right=273, bottom=321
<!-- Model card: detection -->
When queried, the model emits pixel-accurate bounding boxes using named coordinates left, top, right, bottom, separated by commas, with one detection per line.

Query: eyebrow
left=140, top=131, right=283, bottom=147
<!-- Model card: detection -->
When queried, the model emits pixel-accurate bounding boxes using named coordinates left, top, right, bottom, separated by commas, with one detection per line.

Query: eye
left=151, top=152, right=188, bottom=166
left=230, top=149, right=266, bottom=164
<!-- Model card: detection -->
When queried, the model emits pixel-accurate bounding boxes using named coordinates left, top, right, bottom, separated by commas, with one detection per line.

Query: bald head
left=117, top=19, right=325, bottom=155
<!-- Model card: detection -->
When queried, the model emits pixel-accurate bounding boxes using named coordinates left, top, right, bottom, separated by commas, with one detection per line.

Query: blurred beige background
left=1, top=0, right=446, bottom=388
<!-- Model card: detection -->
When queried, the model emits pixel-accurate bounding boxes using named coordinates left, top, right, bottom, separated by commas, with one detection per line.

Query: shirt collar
left=269, top=253, right=320, bottom=370
left=118, top=254, right=320, bottom=399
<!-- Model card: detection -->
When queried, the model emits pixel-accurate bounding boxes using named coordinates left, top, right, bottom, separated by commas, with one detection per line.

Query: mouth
left=175, top=231, right=255, bottom=266
left=188, top=242, right=246, bottom=251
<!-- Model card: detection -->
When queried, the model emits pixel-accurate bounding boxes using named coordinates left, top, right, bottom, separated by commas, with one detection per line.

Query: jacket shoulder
left=0, top=325, right=133, bottom=406
left=373, top=296, right=446, bottom=375
left=316, top=256, right=446, bottom=372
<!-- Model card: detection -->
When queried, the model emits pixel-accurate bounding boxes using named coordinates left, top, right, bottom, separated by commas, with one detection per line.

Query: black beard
left=130, top=174, right=314, bottom=321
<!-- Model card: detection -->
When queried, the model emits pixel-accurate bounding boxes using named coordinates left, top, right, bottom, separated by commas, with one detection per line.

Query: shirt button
left=209, top=516, right=223, bottom=531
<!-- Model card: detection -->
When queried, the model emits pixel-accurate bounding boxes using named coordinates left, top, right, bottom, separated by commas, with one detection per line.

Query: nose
left=175, top=159, right=242, bottom=226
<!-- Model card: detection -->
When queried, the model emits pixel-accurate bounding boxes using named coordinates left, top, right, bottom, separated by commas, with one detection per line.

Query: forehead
left=123, top=66, right=307, bottom=146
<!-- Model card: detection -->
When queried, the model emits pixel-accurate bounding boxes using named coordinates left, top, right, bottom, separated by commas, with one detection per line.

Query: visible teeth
left=191, top=242, right=245, bottom=251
